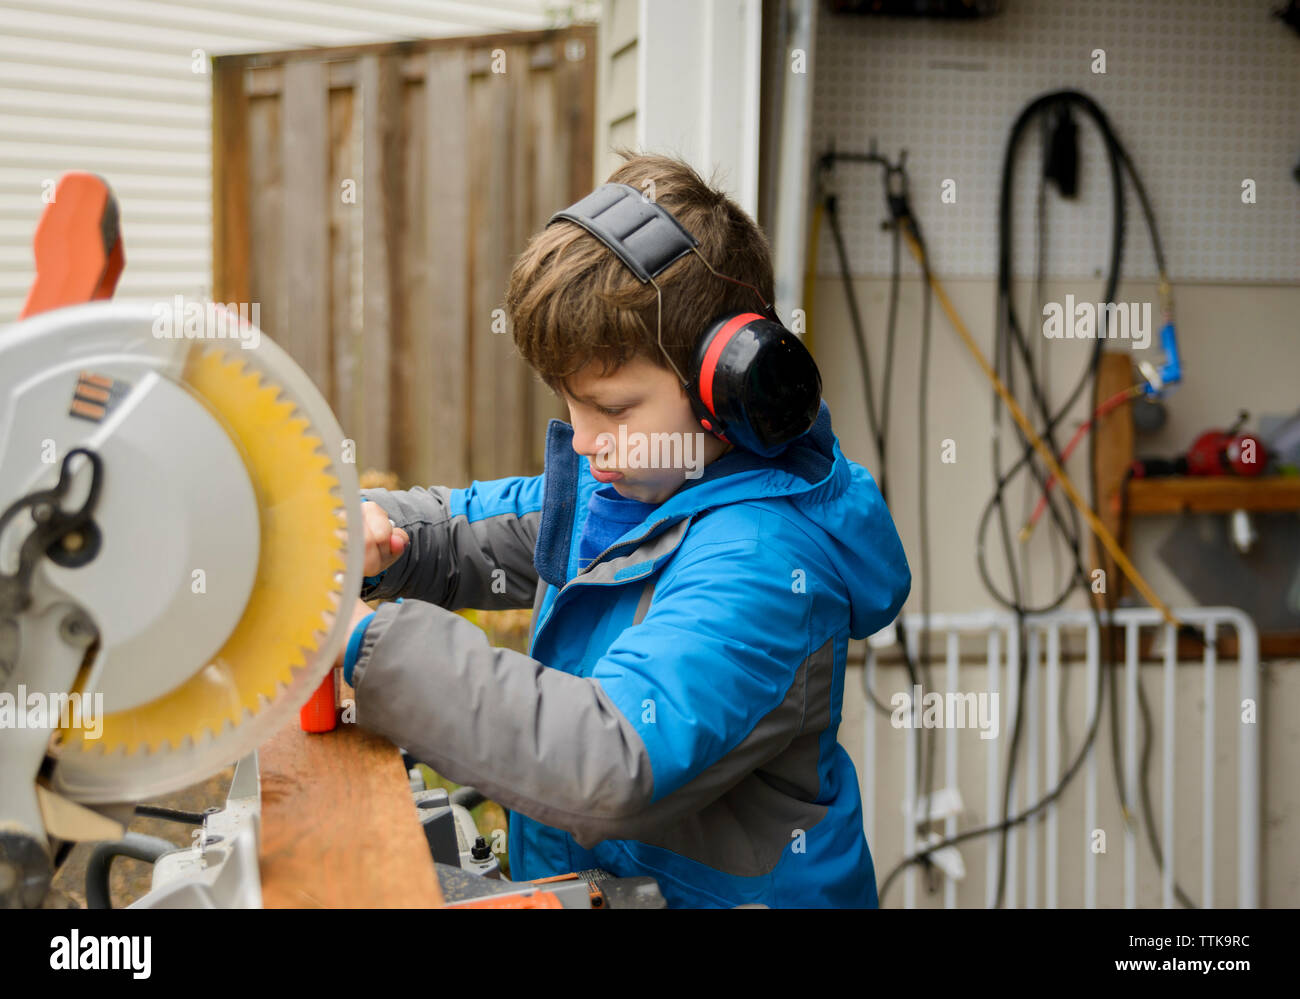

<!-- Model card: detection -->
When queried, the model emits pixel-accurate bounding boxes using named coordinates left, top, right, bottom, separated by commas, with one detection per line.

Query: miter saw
left=0, top=174, right=363, bottom=908
left=3, top=174, right=669, bottom=912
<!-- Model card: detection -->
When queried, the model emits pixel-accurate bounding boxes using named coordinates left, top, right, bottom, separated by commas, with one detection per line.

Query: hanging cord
left=879, top=221, right=1171, bottom=906
left=874, top=91, right=1198, bottom=907
left=818, top=151, right=938, bottom=871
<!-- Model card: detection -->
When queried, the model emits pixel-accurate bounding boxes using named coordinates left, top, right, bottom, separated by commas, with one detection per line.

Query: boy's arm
left=359, top=475, right=543, bottom=610
left=348, top=525, right=907, bottom=846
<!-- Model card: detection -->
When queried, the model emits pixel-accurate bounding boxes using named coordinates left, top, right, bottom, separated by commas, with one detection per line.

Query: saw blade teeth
left=61, top=340, right=352, bottom=761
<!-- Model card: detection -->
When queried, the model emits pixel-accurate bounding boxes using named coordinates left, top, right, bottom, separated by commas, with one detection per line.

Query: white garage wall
left=0, top=0, right=594, bottom=320
left=635, top=0, right=764, bottom=217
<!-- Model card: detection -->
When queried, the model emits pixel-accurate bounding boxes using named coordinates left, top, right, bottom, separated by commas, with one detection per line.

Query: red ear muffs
left=687, top=312, right=822, bottom=457
left=546, top=183, right=821, bottom=455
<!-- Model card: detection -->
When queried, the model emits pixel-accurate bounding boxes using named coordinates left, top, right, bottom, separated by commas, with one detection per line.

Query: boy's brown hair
left=506, top=149, right=775, bottom=394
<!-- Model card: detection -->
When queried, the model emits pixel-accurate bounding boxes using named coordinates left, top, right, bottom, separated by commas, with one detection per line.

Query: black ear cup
left=687, top=312, right=822, bottom=457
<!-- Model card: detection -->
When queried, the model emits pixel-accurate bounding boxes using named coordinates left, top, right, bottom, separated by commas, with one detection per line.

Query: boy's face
left=560, top=354, right=732, bottom=505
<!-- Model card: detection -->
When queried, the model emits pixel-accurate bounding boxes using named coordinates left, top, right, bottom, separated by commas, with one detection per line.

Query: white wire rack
left=862, top=607, right=1260, bottom=909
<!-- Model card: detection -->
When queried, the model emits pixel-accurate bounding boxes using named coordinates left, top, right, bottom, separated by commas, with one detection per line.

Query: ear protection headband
left=547, top=183, right=821, bottom=457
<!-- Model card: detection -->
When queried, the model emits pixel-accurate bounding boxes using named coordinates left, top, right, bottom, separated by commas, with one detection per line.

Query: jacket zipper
left=533, top=516, right=685, bottom=642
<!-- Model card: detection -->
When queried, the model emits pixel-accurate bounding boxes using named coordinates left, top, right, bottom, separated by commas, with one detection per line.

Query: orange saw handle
left=21, top=172, right=125, bottom=318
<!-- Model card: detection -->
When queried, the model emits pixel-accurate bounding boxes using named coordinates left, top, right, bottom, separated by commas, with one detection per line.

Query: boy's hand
left=362, top=500, right=409, bottom=576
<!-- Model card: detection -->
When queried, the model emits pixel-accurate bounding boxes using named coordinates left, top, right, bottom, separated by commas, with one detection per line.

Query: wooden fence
left=212, top=26, right=596, bottom=487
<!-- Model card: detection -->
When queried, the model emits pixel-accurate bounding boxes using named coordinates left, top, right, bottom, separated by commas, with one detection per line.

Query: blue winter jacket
left=350, top=401, right=911, bottom=907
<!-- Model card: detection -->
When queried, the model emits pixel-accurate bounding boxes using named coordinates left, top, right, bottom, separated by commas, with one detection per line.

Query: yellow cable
left=1017, top=382, right=1145, bottom=543
left=899, top=225, right=1181, bottom=629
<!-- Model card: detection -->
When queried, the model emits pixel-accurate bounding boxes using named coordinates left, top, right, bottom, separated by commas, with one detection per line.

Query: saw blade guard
left=0, top=300, right=363, bottom=804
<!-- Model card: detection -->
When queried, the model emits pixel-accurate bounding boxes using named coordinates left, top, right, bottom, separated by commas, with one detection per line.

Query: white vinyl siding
left=0, top=0, right=585, bottom=320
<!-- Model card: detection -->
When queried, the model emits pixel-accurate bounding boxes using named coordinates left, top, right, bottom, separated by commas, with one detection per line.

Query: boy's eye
left=597, top=405, right=627, bottom=417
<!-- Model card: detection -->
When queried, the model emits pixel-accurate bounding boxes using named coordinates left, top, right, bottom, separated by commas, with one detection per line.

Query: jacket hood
left=535, top=400, right=911, bottom=639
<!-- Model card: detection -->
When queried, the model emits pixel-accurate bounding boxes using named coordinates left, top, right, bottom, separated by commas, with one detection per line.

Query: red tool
left=1132, top=410, right=1269, bottom=479
left=300, top=670, right=338, bottom=732
left=1185, top=411, right=1267, bottom=477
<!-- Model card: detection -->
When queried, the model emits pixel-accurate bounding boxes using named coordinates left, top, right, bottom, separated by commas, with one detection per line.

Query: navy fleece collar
left=532, top=401, right=842, bottom=589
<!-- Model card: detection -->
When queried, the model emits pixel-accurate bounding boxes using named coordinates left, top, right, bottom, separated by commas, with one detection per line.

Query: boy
left=337, top=151, right=910, bottom=908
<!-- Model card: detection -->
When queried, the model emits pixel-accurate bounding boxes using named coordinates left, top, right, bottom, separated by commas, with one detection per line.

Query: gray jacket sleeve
left=351, top=599, right=659, bottom=846
left=349, top=537, right=814, bottom=850
left=359, top=477, right=542, bottom=610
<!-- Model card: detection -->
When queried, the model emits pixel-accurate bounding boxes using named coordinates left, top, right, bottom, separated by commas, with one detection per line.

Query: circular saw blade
left=35, top=307, right=363, bottom=804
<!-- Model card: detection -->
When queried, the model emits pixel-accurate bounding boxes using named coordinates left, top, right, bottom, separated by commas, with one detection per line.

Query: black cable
left=877, top=199, right=937, bottom=853
left=880, top=218, right=902, bottom=457
left=991, top=92, right=1136, bottom=910
left=905, top=212, right=938, bottom=864
left=1110, top=130, right=1218, bottom=905
left=85, top=833, right=177, bottom=909
left=1108, top=467, right=1197, bottom=908
left=985, top=93, right=1109, bottom=907
left=878, top=91, right=1194, bottom=908
left=822, top=167, right=935, bottom=866
left=976, top=92, right=1124, bottom=615
left=880, top=637, right=1111, bottom=904
left=1087, top=131, right=1197, bottom=910
left=134, top=804, right=207, bottom=825
left=826, top=193, right=886, bottom=469
left=823, top=181, right=909, bottom=726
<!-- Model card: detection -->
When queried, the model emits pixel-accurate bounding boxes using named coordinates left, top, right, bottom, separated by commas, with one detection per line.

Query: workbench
left=257, top=714, right=445, bottom=908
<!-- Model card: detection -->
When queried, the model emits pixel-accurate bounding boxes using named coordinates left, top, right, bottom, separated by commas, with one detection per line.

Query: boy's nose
left=571, top=423, right=616, bottom=462
left=569, top=416, right=603, bottom=455
left=570, top=419, right=594, bottom=454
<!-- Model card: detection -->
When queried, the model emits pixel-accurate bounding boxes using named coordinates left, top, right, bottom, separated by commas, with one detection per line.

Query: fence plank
left=359, top=53, right=405, bottom=474
left=527, top=50, right=557, bottom=473
left=527, top=44, right=570, bottom=469
left=281, top=60, right=331, bottom=396
left=394, top=73, right=427, bottom=487
left=247, top=93, right=283, bottom=350
left=560, top=31, right=596, bottom=200
left=329, top=86, right=360, bottom=453
left=212, top=57, right=250, bottom=307
left=423, top=49, right=470, bottom=487
left=468, top=58, right=515, bottom=482
left=503, top=46, right=531, bottom=479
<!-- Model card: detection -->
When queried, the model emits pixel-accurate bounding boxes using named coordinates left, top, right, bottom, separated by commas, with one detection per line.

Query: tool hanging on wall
left=1131, top=411, right=1270, bottom=479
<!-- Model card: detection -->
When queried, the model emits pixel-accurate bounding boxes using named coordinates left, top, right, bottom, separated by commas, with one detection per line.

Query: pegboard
left=810, top=0, right=1300, bottom=282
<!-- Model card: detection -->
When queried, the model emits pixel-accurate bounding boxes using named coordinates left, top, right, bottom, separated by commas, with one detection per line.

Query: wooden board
left=258, top=716, right=445, bottom=908
left=1127, top=476, right=1300, bottom=515
left=1090, top=351, right=1135, bottom=603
